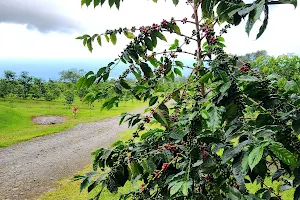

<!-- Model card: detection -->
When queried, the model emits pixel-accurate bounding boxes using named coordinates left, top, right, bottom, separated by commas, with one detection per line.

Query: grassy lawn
left=0, top=98, right=146, bottom=147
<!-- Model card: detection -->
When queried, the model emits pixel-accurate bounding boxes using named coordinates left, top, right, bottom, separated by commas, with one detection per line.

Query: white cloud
left=0, top=1, right=299, bottom=59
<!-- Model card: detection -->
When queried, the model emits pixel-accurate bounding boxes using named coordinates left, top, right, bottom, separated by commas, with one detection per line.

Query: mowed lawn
left=0, top=98, right=146, bottom=147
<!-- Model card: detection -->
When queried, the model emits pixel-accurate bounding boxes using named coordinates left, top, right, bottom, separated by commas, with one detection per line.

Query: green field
left=0, top=98, right=146, bottom=147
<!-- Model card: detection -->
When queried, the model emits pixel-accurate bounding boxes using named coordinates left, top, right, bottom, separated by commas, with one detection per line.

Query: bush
left=75, top=1, right=300, bottom=200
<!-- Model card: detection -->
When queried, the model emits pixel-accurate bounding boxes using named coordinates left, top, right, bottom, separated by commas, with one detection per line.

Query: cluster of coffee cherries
left=118, top=69, right=130, bottom=79
left=240, top=63, right=251, bottom=72
left=220, top=24, right=231, bottom=35
left=162, top=141, right=178, bottom=152
left=144, top=116, right=151, bottom=123
left=181, top=17, right=188, bottom=24
left=202, top=150, right=209, bottom=160
left=153, top=65, right=166, bottom=77
left=185, top=0, right=193, bottom=4
left=201, top=24, right=217, bottom=45
left=232, top=183, right=239, bottom=189
left=171, top=115, right=179, bottom=122
left=205, top=175, right=213, bottom=183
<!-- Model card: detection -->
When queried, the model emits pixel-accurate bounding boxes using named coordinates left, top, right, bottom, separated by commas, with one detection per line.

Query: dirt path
left=0, top=108, right=144, bottom=200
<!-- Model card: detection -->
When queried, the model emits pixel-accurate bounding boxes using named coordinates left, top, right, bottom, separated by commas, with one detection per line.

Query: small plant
left=76, top=0, right=299, bottom=200
left=72, top=106, right=79, bottom=118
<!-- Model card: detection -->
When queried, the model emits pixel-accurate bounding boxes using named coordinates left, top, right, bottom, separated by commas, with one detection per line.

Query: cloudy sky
left=0, top=0, right=299, bottom=60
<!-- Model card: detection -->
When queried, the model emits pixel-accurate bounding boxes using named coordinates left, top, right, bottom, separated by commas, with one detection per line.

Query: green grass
left=0, top=98, right=146, bottom=147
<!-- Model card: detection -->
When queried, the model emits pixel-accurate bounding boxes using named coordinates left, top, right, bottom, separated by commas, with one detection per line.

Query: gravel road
left=0, top=108, right=144, bottom=200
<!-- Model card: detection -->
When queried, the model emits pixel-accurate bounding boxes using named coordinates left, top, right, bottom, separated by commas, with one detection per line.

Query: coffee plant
left=76, top=0, right=300, bottom=199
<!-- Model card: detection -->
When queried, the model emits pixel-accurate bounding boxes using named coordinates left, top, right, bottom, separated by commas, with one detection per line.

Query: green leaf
left=80, top=177, right=91, bottom=192
left=169, top=129, right=186, bottom=140
left=272, top=169, right=286, bottom=182
left=105, top=34, right=110, bottom=42
left=245, top=0, right=265, bottom=36
left=97, top=35, right=102, bottom=46
left=94, top=0, right=101, bottom=7
left=170, top=181, right=183, bottom=196
left=232, top=153, right=246, bottom=192
left=144, top=37, right=153, bottom=51
left=218, top=37, right=225, bottom=42
left=174, top=68, right=182, bottom=77
left=292, top=120, right=300, bottom=134
left=153, top=31, right=167, bottom=42
left=255, top=129, right=275, bottom=138
left=241, top=151, right=250, bottom=173
left=175, top=60, right=184, bottom=68
left=181, top=182, right=189, bottom=196
left=201, top=0, right=217, bottom=19
left=238, top=75, right=259, bottom=82
left=108, top=0, right=114, bottom=7
left=269, top=142, right=298, bottom=167
left=168, top=24, right=181, bottom=34
left=140, top=62, right=153, bottom=78
left=172, top=0, right=179, bottom=6
left=153, top=104, right=170, bottom=127
left=256, top=5, right=269, bottom=39
left=120, top=79, right=131, bottom=89
left=110, top=33, right=117, bottom=45
left=124, top=32, right=135, bottom=39
left=222, top=140, right=254, bottom=164
left=148, top=57, right=159, bottom=67
left=149, top=96, right=158, bottom=106
left=169, top=39, right=179, bottom=50
left=199, top=72, right=212, bottom=83
left=216, top=1, right=244, bottom=22
left=115, top=0, right=120, bottom=9
left=77, top=77, right=85, bottom=90
left=206, top=106, right=221, bottom=133
left=150, top=32, right=157, bottom=47
left=87, top=38, right=93, bottom=52
left=248, top=144, right=265, bottom=170
left=141, top=159, right=156, bottom=173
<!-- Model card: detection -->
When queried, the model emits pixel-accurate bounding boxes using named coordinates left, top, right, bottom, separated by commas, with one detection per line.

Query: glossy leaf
left=269, top=142, right=298, bottom=167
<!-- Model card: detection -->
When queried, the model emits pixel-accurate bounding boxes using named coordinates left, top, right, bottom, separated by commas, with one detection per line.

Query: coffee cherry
left=233, top=183, right=239, bottom=189
left=203, top=151, right=208, bottom=160
left=162, top=163, right=169, bottom=170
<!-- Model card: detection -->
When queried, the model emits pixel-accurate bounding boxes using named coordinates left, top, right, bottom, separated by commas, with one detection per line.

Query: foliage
left=60, top=68, right=85, bottom=83
left=76, top=0, right=300, bottom=199
left=64, top=90, right=75, bottom=107
left=0, top=79, right=11, bottom=98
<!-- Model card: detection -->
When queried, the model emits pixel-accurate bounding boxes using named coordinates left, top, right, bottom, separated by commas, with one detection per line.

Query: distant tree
left=4, top=70, right=16, bottom=81
left=30, top=78, right=45, bottom=99
left=237, top=50, right=268, bottom=66
left=64, top=90, right=75, bottom=108
left=77, top=88, right=89, bottom=102
left=44, top=80, right=60, bottom=102
left=18, top=71, right=33, bottom=99
left=59, top=68, right=85, bottom=83
left=0, top=79, right=10, bottom=98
